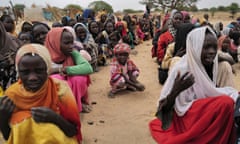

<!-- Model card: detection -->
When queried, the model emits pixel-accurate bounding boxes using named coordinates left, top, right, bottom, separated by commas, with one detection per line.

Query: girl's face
left=101, top=14, right=107, bottom=22
left=75, top=25, right=87, bottom=42
left=172, top=13, right=183, bottom=28
left=60, top=31, right=74, bottom=56
left=221, top=37, right=231, bottom=52
left=90, top=22, right=99, bottom=34
left=19, top=33, right=31, bottom=44
left=32, top=25, right=49, bottom=44
left=106, top=22, right=114, bottom=33
left=116, top=52, right=129, bottom=65
left=22, top=23, right=32, bottom=33
left=3, top=16, right=14, bottom=32
left=68, top=19, right=77, bottom=27
left=116, top=24, right=123, bottom=32
left=18, top=54, right=48, bottom=92
left=109, top=33, right=119, bottom=48
left=201, top=33, right=217, bottom=67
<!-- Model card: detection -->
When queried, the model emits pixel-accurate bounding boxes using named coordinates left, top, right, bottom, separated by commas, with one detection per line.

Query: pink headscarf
left=217, top=35, right=227, bottom=50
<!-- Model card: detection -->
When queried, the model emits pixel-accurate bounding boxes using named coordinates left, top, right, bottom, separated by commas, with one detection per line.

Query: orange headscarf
left=6, top=78, right=59, bottom=124
left=5, top=43, right=82, bottom=142
left=45, top=27, right=74, bottom=66
left=6, top=43, right=59, bottom=124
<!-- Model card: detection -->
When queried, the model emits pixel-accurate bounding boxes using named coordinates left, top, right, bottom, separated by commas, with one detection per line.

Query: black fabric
left=0, top=55, right=17, bottom=90
left=158, top=67, right=168, bottom=85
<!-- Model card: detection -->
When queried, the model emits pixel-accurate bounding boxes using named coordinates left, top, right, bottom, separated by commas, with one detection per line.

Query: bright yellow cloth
left=7, top=118, right=77, bottom=144
left=0, top=86, right=3, bottom=96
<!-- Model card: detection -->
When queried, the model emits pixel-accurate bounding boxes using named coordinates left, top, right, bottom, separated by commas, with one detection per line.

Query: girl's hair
left=0, top=14, right=14, bottom=23
left=88, top=21, right=99, bottom=33
left=32, top=22, right=50, bottom=31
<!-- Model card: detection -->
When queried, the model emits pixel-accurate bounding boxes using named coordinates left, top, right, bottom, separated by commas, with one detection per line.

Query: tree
left=65, top=4, right=82, bottom=12
left=64, top=4, right=83, bottom=18
left=228, top=3, right=239, bottom=19
left=14, top=4, right=25, bottom=11
left=139, top=0, right=198, bottom=11
left=217, top=6, right=227, bottom=11
left=209, top=7, right=217, bottom=17
left=88, top=1, right=113, bottom=13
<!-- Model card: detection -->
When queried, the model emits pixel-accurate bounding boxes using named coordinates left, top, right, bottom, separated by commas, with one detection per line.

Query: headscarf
left=168, top=10, right=182, bottom=39
left=181, top=11, right=189, bottom=21
left=222, top=27, right=231, bottom=36
left=64, top=26, right=77, bottom=40
left=217, top=35, right=227, bottom=50
left=83, top=9, right=95, bottom=21
left=64, top=26, right=92, bottom=61
left=160, top=26, right=239, bottom=116
left=74, top=22, right=91, bottom=43
left=0, top=21, right=20, bottom=61
left=44, top=27, right=74, bottom=66
left=115, top=21, right=127, bottom=36
left=173, top=23, right=195, bottom=56
left=15, top=44, right=52, bottom=74
left=7, top=43, right=58, bottom=124
left=113, top=43, right=131, bottom=55
left=214, top=22, right=222, bottom=33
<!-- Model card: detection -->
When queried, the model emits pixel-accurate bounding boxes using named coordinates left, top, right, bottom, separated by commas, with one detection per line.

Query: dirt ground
left=80, top=40, right=240, bottom=144
left=0, top=39, right=240, bottom=144
left=0, top=15, right=240, bottom=144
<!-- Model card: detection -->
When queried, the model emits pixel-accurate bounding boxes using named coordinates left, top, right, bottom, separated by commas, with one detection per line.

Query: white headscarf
left=159, top=26, right=239, bottom=116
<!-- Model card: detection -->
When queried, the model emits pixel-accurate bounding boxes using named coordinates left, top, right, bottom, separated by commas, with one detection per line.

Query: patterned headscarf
left=113, top=43, right=131, bottom=55
left=15, top=44, right=52, bottom=74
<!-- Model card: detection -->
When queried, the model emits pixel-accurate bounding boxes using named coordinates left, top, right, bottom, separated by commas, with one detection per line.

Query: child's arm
left=64, top=50, right=93, bottom=75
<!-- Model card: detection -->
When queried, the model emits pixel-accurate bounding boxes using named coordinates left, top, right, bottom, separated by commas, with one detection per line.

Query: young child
left=109, top=43, right=145, bottom=97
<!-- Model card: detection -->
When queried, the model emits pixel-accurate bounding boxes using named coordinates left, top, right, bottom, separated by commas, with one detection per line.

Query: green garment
left=66, top=50, right=93, bottom=75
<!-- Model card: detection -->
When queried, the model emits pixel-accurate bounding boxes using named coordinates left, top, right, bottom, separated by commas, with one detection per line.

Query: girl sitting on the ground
left=109, top=43, right=145, bottom=98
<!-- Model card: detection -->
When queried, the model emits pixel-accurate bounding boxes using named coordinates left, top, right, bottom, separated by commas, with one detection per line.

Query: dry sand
left=1, top=15, right=240, bottom=144
left=0, top=39, right=239, bottom=144
left=81, top=40, right=240, bottom=144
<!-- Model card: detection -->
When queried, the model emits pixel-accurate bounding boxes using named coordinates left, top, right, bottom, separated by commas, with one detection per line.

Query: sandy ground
left=80, top=40, right=240, bottom=144
left=0, top=39, right=240, bottom=144
left=1, top=14, right=240, bottom=143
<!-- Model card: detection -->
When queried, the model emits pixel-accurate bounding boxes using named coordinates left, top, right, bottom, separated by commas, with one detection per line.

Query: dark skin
left=158, top=33, right=218, bottom=115
left=116, top=52, right=145, bottom=91
left=22, top=23, right=32, bottom=33
left=32, top=24, right=49, bottom=45
left=51, top=30, right=74, bottom=74
left=1, top=16, right=14, bottom=33
left=105, top=22, right=114, bottom=34
left=0, top=54, right=77, bottom=140
left=218, top=37, right=235, bottom=65
left=75, top=25, right=87, bottom=42
left=18, top=33, right=31, bottom=44
left=172, top=13, right=183, bottom=29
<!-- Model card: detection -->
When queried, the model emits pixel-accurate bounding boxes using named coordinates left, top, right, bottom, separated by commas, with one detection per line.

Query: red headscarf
left=113, top=43, right=131, bottom=55
left=45, top=27, right=74, bottom=66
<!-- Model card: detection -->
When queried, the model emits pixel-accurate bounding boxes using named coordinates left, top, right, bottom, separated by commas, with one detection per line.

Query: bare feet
left=108, top=90, right=115, bottom=98
left=82, top=104, right=92, bottom=113
left=135, top=83, right=145, bottom=91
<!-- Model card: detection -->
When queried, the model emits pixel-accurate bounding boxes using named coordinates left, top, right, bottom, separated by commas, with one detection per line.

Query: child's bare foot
left=108, top=91, right=115, bottom=98
left=82, top=104, right=92, bottom=113
left=135, top=83, right=145, bottom=91
left=126, top=85, right=137, bottom=91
